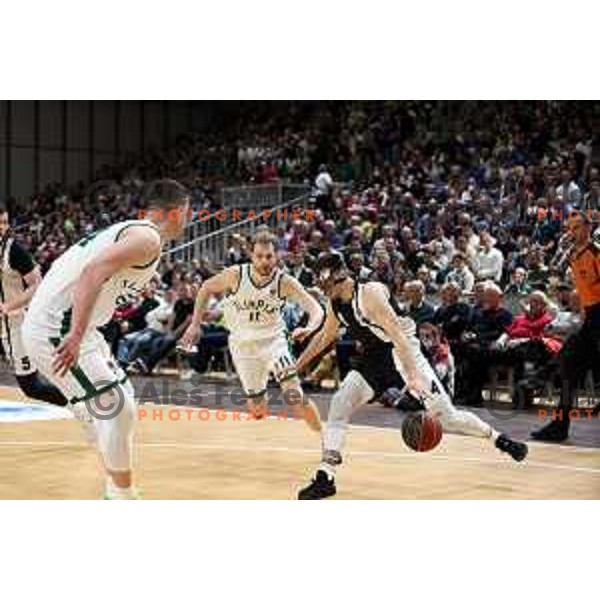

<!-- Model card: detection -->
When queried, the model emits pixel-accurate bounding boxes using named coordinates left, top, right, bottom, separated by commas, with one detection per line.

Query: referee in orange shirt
left=533, top=213, right=600, bottom=442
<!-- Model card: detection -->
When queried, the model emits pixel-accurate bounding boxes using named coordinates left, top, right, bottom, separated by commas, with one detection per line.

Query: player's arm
left=190, top=267, right=237, bottom=326
left=360, top=284, right=425, bottom=393
left=294, top=302, right=340, bottom=375
left=279, top=275, right=325, bottom=341
left=53, top=227, right=161, bottom=376
left=179, top=267, right=239, bottom=350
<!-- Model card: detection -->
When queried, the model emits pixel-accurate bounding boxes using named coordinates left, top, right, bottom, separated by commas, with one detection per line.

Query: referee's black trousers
left=558, top=303, right=600, bottom=423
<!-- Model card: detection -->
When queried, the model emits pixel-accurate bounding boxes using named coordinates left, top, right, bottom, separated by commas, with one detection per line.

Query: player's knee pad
left=328, top=370, right=374, bottom=424
left=92, top=381, right=136, bottom=472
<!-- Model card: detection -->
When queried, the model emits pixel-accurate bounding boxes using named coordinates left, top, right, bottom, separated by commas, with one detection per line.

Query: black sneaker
left=297, top=470, right=336, bottom=500
left=531, top=420, right=570, bottom=443
left=495, top=434, right=528, bottom=462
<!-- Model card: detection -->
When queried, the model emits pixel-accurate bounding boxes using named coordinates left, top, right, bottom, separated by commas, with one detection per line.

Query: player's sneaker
left=531, top=420, right=570, bottom=443
left=495, top=433, right=528, bottom=461
left=71, top=401, right=96, bottom=444
left=103, top=486, right=142, bottom=500
left=297, top=470, right=336, bottom=500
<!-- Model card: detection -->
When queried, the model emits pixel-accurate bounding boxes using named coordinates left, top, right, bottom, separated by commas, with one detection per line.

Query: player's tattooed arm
left=179, top=267, right=239, bottom=351
left=53, top=227, right=161, bottom=376
left=294, top=301, right=340, bottom=375
left=361, top=284, right=427, bottom=394
left=279, top=275, right=325, bottom=342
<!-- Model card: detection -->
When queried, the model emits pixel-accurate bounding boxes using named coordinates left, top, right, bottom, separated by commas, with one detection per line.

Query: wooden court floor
left=1, top=387, right=599, bottom=499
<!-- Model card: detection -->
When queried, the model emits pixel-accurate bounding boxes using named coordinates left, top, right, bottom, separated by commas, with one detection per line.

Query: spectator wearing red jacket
left=493, top=291, right=561, bottom=408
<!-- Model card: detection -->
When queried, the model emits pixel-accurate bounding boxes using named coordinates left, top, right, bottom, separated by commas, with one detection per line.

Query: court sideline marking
left=0, top=439, right=599, bottom=475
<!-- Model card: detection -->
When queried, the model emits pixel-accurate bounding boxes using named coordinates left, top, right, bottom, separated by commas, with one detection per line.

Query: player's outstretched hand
left=179, top=323, right=201, bottom=352
left=53, top=333, right=82, bottom=377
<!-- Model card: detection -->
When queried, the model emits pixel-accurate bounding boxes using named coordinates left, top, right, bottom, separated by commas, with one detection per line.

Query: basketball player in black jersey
left=0, top=204, right=67, bottom=407
left=294, top=253, right=528, bottom=500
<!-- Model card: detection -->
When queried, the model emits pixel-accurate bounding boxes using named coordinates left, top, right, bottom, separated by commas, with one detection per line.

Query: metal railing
left=163, top=184, right=312, bottom=264
left=220, top=182, right=310, bottom=210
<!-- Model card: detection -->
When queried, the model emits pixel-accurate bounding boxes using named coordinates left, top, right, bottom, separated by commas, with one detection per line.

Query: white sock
left=319, top=461, right=337, bottom=480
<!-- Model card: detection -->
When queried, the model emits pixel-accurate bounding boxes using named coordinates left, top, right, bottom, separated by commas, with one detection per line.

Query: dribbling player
left=180, top=229, right=324, bottom=430
left=22, top=180, right=190, bottom=499
left=293, top=253, right=528, bottom=500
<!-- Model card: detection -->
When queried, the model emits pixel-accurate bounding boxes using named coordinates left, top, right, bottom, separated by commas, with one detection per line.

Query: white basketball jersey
left=27, top=220, right=161, bottom=335
left=222, top=263, right=287, bottom=343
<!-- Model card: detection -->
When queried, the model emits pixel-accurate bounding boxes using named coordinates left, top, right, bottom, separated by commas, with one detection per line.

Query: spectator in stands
left=473, top=230, right=504, bottom=283
left=546, top=285, right=582, bottom=339
left=403, top=280, right=435, bottom=325
left=453, top=282, right=513, bottom=406
left=556, top=168, right=582, bottom=206
left=433, top=282, right=473, bottom=345
left=347, top=252, right=372, bottom=281
left=225, top=233, right=249, bottom=266
left=285, top=250, right=315, bottom=287
left=444, top=252, right=475, bottom=293
left=524, top=246, right=550, bottom=290
left=504, top=267, right=531, bottom=296
left=314, top=164, right=334, bottom=217
left=582, top=178, right=600, bottom=211
left=492, top=291, right=561, bottom=407
left=187, top=293, right=230, bottom=375
left=135, top=283, right=196, bottom=374
left=416, top=265, right=438, bottom=295
left=322, top=219, right=343, bottom=250
left=371, top=250, right=394, bottom=285
left=117, top=289, right=175, bottom=368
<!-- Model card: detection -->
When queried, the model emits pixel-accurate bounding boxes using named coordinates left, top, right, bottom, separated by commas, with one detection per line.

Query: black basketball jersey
left=331, top=280, right=414, bottom=351
left=330, top=281, right=414, bottom=396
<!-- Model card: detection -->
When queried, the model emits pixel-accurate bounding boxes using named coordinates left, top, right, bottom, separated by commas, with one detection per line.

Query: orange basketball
left=401, top=411, right=443, bottom=452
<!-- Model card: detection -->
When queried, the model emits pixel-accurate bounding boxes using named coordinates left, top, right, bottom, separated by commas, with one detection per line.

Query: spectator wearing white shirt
left=314, top=164, right=334, bottom=217
left=445, top=252, right=475, bottom=293
left=473, top=230, right=504, bottom=283
left=555, top=168, right=582, bottom=205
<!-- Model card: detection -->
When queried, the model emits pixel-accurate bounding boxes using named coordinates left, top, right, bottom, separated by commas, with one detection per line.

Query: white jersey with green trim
left=26, top=220, right=161, bottom=335
left=222, top=263, right=287, bottom=343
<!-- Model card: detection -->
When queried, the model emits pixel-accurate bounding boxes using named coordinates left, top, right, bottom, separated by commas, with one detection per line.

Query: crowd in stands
left=5, top=101, right=600, bottom=409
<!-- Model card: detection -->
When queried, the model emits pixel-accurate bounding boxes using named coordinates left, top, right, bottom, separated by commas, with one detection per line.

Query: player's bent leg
left=411, top=353, right=528, bottom=462
left=298, top=370, right=374, bottom=500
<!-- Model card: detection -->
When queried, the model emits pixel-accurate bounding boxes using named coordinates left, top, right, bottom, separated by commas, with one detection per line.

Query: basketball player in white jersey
left=22, top=180, right=190, bottom=499
left=0, top=204, right=67, bottom=406
left=180, top=229, right=325, bottom=430
left=292, top=253, right=528, bottom=499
